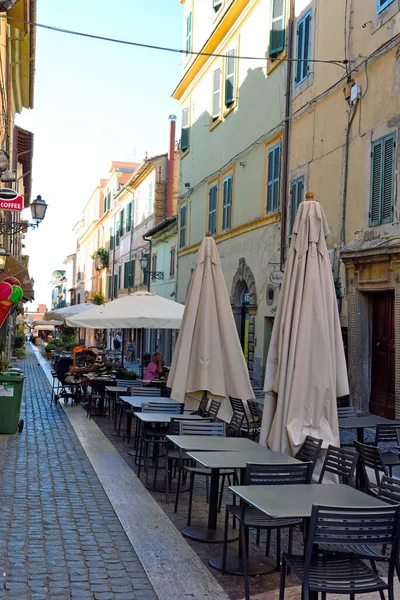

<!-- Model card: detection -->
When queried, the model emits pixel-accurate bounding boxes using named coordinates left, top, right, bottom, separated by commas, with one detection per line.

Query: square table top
left=106, top=386, right=129, bottom=393
left=229, top=484, right=387, bottom=519
left=186, top=449, right=300, bottom=469
left=136, top=413, right=204, bottom=423
left=338, top=415, right=399, bottom=429
left=120, top=396, right=182, bottom=409
left=167, top=435, right=262, bottom=452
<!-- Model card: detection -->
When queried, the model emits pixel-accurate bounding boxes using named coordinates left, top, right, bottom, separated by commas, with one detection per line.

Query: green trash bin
left=0, top=371, right=24, bottom=434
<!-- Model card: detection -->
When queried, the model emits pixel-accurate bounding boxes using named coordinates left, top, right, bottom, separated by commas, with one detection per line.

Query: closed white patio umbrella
left=167, top=234, right=254, bottom=420
left=65, top=291, right=184, bottom=329
left=259, top=195, right=348, bottom=457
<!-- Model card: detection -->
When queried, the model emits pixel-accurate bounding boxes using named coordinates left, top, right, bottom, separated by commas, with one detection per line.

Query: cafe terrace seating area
left=74, top=379, right=400, bottom=600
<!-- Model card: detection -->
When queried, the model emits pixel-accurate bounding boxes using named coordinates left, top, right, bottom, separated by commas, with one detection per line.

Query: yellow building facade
left=174, top=0, right=289, bottom=384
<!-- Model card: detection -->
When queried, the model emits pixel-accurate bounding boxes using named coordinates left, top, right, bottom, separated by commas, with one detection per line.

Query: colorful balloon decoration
left=0, top=277, right=23, bottom=327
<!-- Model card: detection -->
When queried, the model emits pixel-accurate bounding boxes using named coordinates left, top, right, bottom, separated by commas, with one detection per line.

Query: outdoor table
left=181, top=448, right=300, bottom=547
left=120, top=396, right=182, bottom=409
left=105, top=386, right=129, bottom=431
left=339, top=414, right=400, bottom=489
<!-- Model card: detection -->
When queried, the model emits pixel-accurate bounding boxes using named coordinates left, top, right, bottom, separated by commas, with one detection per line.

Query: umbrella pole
left=141, top=328, right=144, bottom=379
left=122, top=329, right=125, bottom=368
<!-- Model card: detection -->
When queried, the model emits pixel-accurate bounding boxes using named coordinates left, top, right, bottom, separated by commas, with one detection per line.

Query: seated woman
left=143, top=352, right=163, bottom=386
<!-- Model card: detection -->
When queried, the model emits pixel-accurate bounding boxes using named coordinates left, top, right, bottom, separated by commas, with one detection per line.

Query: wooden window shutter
left=130, top=260, right=136, bottom=287
left=225, top=50, right=236, bottom=106
left=181, top=108, right=189, bottom=152
left=290, top=177, right=304, bottom=232
left=212, top=68, right=222, bottom=120
left=124, top=262, right=129, bottom=288
left=126, top=202, right=132, bottom=232
left=267, top=144, right=281, bottom=213
left=109, top=227, right=114, bottom=250
left=270, top=0, right=286, bottom=57
left=382, top=133, right=396, bottom=223
left=186, top=12, right=192, bottom=55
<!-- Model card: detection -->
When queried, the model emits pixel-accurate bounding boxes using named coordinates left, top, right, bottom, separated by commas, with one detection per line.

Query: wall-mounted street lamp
left=0, top=194, right=48, bottom=235
left=139, top=253, right=164, bottom=281
left=0, top=247, right=8, bottom=272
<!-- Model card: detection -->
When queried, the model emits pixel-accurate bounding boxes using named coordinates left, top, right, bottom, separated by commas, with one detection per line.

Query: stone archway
left=231, top=258, right=257, bottom=381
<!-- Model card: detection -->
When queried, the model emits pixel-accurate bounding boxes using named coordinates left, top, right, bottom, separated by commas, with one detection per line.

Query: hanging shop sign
left=0, top=188, right=23, bottom=211
left=269, top=271, right=284, bottom=285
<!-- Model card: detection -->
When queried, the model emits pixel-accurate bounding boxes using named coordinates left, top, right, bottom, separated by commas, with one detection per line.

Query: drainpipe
left=166, top=115, right=177, bottom=219
left=280, top=0, right=295, bottom=271
left=142, top=234, right=151, bottom=293
left=338, top=104, right=357, bottom=276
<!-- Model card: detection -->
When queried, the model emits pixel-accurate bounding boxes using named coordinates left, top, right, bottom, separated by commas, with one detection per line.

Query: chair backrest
left=142, top=402, right=180, bottom=414
left=247, top=399, right=262, bottom=421
left=318, top=445, right=359, bottom=485
left=337, top=406, right=357, bottom=419
left=116, top=379, right=142, bottom=388
left=179, top=420, right=226, bottom=437
left=375, top=423, right=400, bottom=445
left=169, top=417, right=212, bottom=435
left=197, top=395, right=209, bottom=417
left=397, top=428, right=400, bottom=445
left=131, top=387, right=161, bottom=397
left=227, top=411, right=245, bottom=437
left=207, top=400, right=221, bottom=421
left=244, top=462, right=312, bottom=486
left=229, top=396, right=246, bottom=415
left=378, top=475, right=400, bottom=505
left=296, top=436, right=323, bottom=469
left=355, top=441, right=388, bottom=487
left=306, top=505, right=400, bottom=566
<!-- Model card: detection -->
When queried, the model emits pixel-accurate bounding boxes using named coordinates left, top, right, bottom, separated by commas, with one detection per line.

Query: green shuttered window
left=109, top=227, right=114, bottom=250
left=126, top=202, right=132, bottom=232
left=185, top=12, right=192, bottom=55
left=225, top=49, right=236, bottom=107
left=212, top=68, right=222, bottom=120
left=295, top=11, right=312, bottom=86
left=180, top=205, right=187, bottom=249
left=270, top=0, right=286, bottom=57
left=181, top=107, right=189, bottom=152
left=370, top=133, right=396, bottom=227
left=208, top=184, right=218, bottom=235
left=290, top=177, right=304, bottom=233
left=222, top=175, right=233, bottom=231
left=378, top=0, right=395, bottom=13
left=267, top=143, right=282, bottom=214
left=124, top=262, right=130, bottom=288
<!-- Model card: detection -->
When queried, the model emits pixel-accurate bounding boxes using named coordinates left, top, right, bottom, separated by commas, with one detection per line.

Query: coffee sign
left=269, top=271, right=284, bottom=285
left=0, top=188, right=23, bottom=211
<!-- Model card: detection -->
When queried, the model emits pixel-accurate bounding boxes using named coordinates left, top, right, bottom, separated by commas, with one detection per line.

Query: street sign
left=0, top=188, right=23, bottom=211
left=269, top=271, right=284, bottom=285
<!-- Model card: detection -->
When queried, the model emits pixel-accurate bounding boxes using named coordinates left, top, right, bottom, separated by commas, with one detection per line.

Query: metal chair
left=318, top=445, right=359, bottom=485
left=131, top=387, right=161, bottom=397
left=205, top=399, right=221, bottom=421
left=195, top=394, right=209, bottom=417
left=227, top=411, right=245, bottom=437
left=229, top=396, right=259, bottom=438
left=295, top=436, right=322, bottom=476
left=337, top=406, right=357, bottom=418
left=375, top=423, right=400, bottom=476
left=279, top=505, right=400, bottom=600
left=355, top=441, right=388, bottom=493
left=223, top=462, right=313, bottom=597
left=174, top=420, right=236, bottom=516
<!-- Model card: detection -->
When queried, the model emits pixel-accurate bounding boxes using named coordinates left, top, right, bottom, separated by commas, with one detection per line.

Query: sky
left=16, top=0, right=184, bottom=308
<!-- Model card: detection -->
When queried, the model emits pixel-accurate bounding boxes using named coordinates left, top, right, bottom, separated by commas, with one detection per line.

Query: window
left=118, top=265, right=121, bottom=289
left=290, top=177, right=304, bottom=233
left=130, top=260, right=136, bottom=287
left=113, top=273, right=118, bottom=298
left=181, top=107, right=189, bottom=152
left=151, top=254, right=157, bottom=281
left=370, top=132, right=396, bottom=226
left=222, top=175, right=233, bottom=231
left=378, top=0, right=395, bottom=12
left=124, top=262, right=130, bottom=288
left=169, top=247, right=176, bottom=277
left=225, top=49, right=236, bottom=107
left=180, top=205, right=187, bottom=249
left=208, top=184, right=218, bottom=235
left=148, top=182, right=154, bottom=215
left=126, top=202, right=132, bottom=232
left=295, top=11, right=312, bottom=86
left=120, top=209, right=125, bottom=237
left=109, top=227, right=114, bottom=250
left=212, top=68, right=222, bottom=121
left=270, top=0, right=286, bottom=57
left=185, top=11, right=192, bottom=55
left=107, top=276, right=112, bottom=298
left=213, top=0, right=223, bottom=12
left=267, top=143, right=281, bottom=213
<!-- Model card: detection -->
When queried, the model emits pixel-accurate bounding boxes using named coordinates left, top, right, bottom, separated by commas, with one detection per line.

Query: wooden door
left=370, top=293, right=395, bottom=418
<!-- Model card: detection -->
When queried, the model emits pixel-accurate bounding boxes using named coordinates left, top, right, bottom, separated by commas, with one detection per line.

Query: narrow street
left=0, top=346, right=157, bottom=600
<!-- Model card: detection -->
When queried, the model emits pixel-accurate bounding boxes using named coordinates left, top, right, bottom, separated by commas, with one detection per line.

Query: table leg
left=356, top=427, right=367, bottom=490
left=182, top=468, right=239, bottom=543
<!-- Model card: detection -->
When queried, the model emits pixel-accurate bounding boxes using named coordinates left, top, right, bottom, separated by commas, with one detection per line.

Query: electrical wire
left=5, top=15, right=348, bottom=69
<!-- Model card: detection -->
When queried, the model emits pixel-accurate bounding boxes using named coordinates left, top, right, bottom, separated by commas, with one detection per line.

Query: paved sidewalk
left=0, top=347, right=157, bottom=600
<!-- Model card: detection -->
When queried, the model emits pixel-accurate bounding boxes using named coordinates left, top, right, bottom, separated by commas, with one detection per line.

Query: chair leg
left=279, top=556, right=286, bottom=600
left=218, top=475, right=226, bottom=513
left=165, top=457, right=170, bottom=504
left=276, top=528, right=281, bottom=571
left=187, top=472, right=195, bottom=526
left=174, top=465, right=182, bottom=513
left=221, top=507, right=230, bottom=574
left=241, top=522, right=250, bottom=600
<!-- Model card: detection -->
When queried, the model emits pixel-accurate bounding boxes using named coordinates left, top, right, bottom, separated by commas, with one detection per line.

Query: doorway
left=370, top=292, right=395, bottom=418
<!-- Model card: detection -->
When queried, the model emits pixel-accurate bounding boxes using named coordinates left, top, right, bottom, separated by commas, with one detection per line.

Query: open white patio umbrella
left=44, top=303, right=94, bottom=323
left=32, top=319, right=62, bottom=328
left=65, top=291, right=184, bottom=329
left=167, top=234, right=254, bottom=420
left=259, top=196, right=348, bottom=457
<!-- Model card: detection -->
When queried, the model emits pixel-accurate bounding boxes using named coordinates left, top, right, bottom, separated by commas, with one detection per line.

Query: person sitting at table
left=68, top=349, right=108, bottom=379
left=143, top=352, right=163, bottom=386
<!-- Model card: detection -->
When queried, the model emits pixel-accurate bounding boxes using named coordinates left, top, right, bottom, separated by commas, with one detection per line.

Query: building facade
left=174, top=0, right=288, bottom=384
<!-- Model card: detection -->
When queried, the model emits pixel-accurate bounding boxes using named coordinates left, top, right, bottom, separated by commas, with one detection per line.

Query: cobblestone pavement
left=0, top=347, right=157, bottom=600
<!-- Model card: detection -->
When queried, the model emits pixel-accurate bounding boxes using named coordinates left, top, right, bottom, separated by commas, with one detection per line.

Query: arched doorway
left=231, top=258, right=257, bottom=380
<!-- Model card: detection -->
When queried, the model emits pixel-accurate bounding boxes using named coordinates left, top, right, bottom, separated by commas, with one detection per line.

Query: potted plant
left=92, top=292, right=105, bottom=305
left=115, top=367, right=138, bottom=380
left=45, top=343, right=56, bottom=360
left=91, top=248, right=109, bottom=271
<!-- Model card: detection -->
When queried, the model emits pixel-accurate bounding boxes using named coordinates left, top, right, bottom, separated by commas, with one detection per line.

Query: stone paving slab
left=34, top=345, right=229, bottom=600
left=0, top=346, right=157, bottom=600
